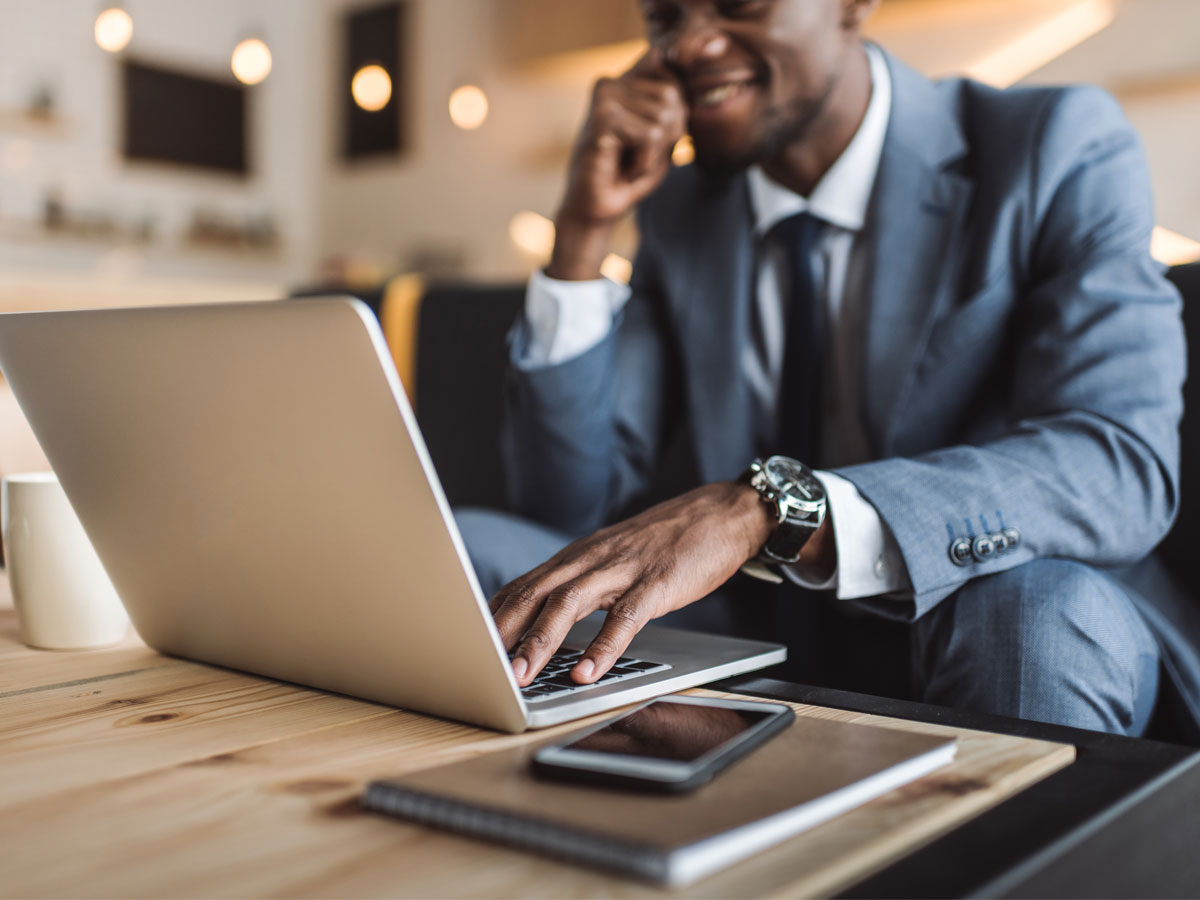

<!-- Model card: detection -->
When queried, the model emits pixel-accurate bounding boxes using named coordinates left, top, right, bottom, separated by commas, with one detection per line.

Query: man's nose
left=662, top=17, right=730, bottom=70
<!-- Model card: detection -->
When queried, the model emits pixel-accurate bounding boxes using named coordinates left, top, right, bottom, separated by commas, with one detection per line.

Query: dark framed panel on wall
left=342, top=0, right=409, bottom=161
left=122, top=59, right=248, bottom=175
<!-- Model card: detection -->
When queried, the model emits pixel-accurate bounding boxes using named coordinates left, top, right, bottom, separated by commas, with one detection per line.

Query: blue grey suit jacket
left=502, top=52, right=1194, bottom=728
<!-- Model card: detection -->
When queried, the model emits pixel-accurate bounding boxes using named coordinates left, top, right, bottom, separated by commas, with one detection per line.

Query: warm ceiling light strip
left=1152, top=227, right=1200, bottom=267
left=521, top=39, right=646, bottom=82
left=963, top=0, right=1116, bottom=87
left=867, top=0, right=1037, bottom=32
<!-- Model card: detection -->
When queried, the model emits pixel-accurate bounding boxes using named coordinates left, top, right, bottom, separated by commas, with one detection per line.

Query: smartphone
left=530, top=695, right=794, bottom=793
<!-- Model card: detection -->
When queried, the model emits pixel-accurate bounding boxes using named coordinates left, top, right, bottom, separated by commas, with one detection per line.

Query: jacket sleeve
left=500, top=225, right=682, bottom=536
left=835, top=86, right=1185, bottom=619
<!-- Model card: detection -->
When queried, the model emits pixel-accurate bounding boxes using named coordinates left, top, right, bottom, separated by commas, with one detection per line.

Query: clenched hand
left=548, top=48, right=687, bottom=281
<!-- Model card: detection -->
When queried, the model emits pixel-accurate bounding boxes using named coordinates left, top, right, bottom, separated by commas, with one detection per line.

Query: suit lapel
left=863, top=54, right=973, bottom=455
left=667, top=174, right=759, bottom=482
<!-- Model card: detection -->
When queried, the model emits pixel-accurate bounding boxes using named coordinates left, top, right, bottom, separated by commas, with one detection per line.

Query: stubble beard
left=690, top=72, right=841, bottom=176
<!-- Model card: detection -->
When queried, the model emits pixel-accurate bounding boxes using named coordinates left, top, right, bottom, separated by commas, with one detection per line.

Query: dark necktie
left=769, top=212, right=825, bottom=465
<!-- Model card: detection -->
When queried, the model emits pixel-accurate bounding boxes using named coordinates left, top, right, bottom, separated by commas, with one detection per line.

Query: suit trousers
left=455, top=507, right=1160, bottom=737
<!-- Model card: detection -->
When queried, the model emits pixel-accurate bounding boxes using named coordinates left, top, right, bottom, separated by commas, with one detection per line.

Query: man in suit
left=458, top=0, right=1189, bottom=736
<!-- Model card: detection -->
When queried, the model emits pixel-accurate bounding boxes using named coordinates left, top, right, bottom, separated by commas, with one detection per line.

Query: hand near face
left=490, top=482, right=776, bottom=686
left=547, top=49, right=687, bottom=280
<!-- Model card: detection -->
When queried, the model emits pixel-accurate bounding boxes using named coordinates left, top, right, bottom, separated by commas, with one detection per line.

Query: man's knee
left=916, top=559, right=1158, bottom=734
left=953, top=560, right=1135, bottom=663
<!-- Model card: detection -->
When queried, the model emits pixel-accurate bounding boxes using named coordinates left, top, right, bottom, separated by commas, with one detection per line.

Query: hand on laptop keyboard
left=489, top=482, right=826, bottom=687
left=512, top=647, right=670, bottom=703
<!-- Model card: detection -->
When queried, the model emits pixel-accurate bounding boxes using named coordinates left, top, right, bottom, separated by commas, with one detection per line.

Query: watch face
left=764, top=456, right=825, bottom=506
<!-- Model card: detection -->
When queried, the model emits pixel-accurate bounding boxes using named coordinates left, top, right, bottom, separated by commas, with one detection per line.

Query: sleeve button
left=972, top=534, right=996, bottom=562
left=949, top=538, right=973, bottom=566
left=1002, top=527, right=1021, bottom=550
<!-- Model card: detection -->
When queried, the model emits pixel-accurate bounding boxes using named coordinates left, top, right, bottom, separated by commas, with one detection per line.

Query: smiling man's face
left=640, top=0, right=863, bottom=173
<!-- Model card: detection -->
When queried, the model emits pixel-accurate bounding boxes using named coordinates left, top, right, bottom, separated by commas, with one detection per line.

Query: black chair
left=413, top=283, right=526, bottom=510
left=1159, top=262, right=1200, bottom=594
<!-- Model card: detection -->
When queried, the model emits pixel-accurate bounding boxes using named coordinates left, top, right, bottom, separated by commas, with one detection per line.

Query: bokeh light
left=508, top=210, right=555, bottom=259
left=94, top=8, right=133, bottom=53
left=600, top=253, right=633, bottom=285
left=672, top=135, right=695, bottom=166
left=449, top=84, right=489, bottom=130
left=231, top=38, right=272, bottom=86
left=352, top=64, right=392, bottom=112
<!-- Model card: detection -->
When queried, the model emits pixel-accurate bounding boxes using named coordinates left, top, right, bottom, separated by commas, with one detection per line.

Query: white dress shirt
left=518, top=45, right=910, bottom=601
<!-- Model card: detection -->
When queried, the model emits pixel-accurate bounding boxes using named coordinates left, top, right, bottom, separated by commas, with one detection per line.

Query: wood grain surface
left=0, top=577, right=1075, bottom=898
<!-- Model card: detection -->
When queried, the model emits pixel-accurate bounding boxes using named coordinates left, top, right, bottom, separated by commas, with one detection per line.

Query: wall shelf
left=0, top=226, right=282, bottom=262
left=0, top=107, right=71, bottom=139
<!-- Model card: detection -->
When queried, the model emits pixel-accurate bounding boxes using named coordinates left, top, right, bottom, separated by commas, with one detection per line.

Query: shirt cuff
left=516, top=269, right=632, bottom=367
left=783, top=470, right=912, bottom=599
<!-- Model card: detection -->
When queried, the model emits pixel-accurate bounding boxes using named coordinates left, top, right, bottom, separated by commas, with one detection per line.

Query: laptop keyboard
left=515, top=647, right=671, bottom=704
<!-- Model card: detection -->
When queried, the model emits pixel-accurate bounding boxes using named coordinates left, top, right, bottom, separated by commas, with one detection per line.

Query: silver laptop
left=0, top=298, right=785, bottom=732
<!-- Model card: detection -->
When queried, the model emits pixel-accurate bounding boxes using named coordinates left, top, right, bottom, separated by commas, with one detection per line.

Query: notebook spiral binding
left=360, top=782, right=670, bottom=883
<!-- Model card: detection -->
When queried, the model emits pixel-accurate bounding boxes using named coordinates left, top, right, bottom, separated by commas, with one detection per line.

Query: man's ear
left=842, top=0, right=881, bottom=31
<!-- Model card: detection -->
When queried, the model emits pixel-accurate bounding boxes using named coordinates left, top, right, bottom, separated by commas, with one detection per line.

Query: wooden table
left=0, top=570, right=1194, bottom=898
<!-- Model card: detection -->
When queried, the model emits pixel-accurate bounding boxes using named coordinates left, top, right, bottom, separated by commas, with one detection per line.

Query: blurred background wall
left=0, top=0, right=1197, bottom=305
left=0, top=0, right=326, bottom=301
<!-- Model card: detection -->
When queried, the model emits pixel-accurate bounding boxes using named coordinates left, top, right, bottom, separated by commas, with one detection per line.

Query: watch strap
left=761, top=513, right=822, bottom=564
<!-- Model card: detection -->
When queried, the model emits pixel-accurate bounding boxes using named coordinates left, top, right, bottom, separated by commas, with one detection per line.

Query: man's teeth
left=698, top=84, right=743, bottom=107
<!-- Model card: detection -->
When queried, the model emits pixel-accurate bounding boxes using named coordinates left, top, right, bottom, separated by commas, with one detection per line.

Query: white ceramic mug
left=1, top=472, right=129, bottom=649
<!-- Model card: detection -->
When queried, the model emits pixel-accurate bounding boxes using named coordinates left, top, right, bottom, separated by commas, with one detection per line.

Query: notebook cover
left=362, top=710, right=956, bottom=885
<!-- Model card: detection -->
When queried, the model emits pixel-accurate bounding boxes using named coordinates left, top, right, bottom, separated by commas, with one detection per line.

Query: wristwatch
left=740, top=456, right=827, bottom=582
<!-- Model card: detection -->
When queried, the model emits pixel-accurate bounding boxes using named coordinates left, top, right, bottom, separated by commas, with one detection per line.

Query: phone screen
left=561, top=699, right=777, bottom=763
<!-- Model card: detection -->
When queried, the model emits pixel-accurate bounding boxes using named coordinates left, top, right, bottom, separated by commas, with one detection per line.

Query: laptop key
left=623, top=659, right=667, bottom=671
left=522, top=655, right=674, bottom=702
left=606, top=665, right=642, bottom=676
left=543, top=674, right=586, bottom=688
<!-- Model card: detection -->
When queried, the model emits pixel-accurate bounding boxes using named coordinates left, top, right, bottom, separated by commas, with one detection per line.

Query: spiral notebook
left=362, top=711, right=957, bottom=886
